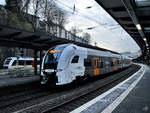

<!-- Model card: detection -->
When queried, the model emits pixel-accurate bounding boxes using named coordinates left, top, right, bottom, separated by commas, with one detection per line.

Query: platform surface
left=113, top=65, right=150, bottom=113
left=71, top=64, right=150, bottom=113
left=0, top=75, right=40, bottom=88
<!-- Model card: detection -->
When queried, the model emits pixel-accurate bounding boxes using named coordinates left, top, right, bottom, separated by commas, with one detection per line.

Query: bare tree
left=21, top=0, right=31, bottom=13
left=40, top=0, right=56, bottom=33
left=82, top=32, right=91, bottom=44
left=5, top=0, right=67, bottom=37
left=56, top=10, right=67, bottom=26
left=26, top=0, right=67, bottom=33
left=40, top=0, right=67, bottom=36
left=70, top=26, right=91, bottom=43
left=70, top=26, right=82, bottom=35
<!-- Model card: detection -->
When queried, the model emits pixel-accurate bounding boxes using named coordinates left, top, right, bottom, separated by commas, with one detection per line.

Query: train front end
left=40, top=45, right=68, bottom=86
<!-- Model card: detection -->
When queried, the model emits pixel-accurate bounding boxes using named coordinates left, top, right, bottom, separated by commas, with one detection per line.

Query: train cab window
left=71, top=56, right=79, bottom=63
left=5, top=59, right=11, bottom=65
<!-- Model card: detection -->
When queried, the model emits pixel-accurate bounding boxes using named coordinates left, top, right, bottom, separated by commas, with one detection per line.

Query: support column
left=34, top=49, right=38, bottom=75
left=40, top=50, right=43, bottom=75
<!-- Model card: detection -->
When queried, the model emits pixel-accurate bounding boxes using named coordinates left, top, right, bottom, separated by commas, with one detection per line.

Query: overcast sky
left=0, top=0, right=141, bottom=53
left=55, top=0, right=140, bottom=53
left=0, top=0, right=6, bottom=5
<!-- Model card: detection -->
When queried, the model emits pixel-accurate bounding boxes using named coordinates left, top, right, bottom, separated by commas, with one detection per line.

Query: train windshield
left=4, top=58, right=12, bottom=65
left=44, top=45, right=68, bottom=69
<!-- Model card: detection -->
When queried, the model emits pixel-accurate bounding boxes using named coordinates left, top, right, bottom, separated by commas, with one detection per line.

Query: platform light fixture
left=135, top=0, right=150, bottom=7
left=136, top=24, right=142, bottom=30
left=143, top=38, right=147, bottom=41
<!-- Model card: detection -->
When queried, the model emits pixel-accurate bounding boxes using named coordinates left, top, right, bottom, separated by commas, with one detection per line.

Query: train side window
left=84, top=59, right=91, bottom=67
left=111, top=61, right=113, bottom=66
left=110, top=59, right=114, bottom=66
left=99, top=58, right=104, bottom=68
left=71, top=56, right=79, bottom=63
left=117, top=59, right=120, bottom=64
left=26, top=61, right=32, bottom=65
left=12, top=60, right=17, bottom=66
left=19, top=60, right=24, bottom=65
left=100, top=61, right=103, bottom=68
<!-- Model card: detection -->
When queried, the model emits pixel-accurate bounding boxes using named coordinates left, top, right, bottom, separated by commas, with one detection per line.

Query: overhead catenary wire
left=54, top=0, right=110, bottom=27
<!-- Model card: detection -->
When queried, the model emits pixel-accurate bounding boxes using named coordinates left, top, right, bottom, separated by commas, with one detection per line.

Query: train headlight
left=54, top=69, right=63, bottom=72
left=42, top=69, right=45, bottom=72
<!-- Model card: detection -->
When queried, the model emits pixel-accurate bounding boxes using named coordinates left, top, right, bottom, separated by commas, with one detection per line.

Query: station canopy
left=96, top=0, right=150, bottom=56
left=0, top=24, right=74, bottom=50
left=0, top=24, right=120, bottom=54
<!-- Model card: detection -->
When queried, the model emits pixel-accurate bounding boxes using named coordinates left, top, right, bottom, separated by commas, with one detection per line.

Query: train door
left=113, top=58, right=118, bottom=71
left=93, top=57, right=100, bottom=76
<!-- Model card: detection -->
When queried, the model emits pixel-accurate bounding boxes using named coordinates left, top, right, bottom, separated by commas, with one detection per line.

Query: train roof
left=48, top=43, right=120, bottom=55
left=69, top=43, right=121, bottom=55
left=6, top=57, right=40, bottom=60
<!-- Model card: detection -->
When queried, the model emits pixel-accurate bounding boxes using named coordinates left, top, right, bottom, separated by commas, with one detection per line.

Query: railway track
left=45, top=64, right=140, bottom=113
left=0, top=64, right=140, bottom=113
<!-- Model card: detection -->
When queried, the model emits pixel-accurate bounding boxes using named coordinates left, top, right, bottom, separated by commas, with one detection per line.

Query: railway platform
left=0, top=74, right=40, bottom=88
left=71, top=64, right=150, bottom=113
